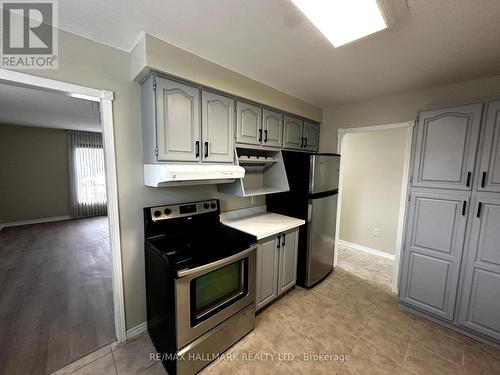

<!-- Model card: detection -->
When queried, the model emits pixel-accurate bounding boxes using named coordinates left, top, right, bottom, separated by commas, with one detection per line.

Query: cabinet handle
left=282, top=233, right=285, bottom=246
left=477, top=202, right=483, bottom=218
left=462, top=201, right=467, bottom=216
left=204, top=142, right=209, bottom=158
left=195, top=141, right=200, bottom=158
left=304, top=137, right=308, bottom=148
left=300, top=137, right=304, bottom=148
left=258, top=129, right=262, bottom=142
left=466, top=172, right=471, bottom=187
left=481, top=172, right=487, bottom=188
left=264, top=129, right=268, bottom=143
left=276, top=235, right=280, bottom=249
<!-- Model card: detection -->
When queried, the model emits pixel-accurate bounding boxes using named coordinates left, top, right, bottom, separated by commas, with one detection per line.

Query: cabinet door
left=458, top=194, right=500, bottom=340
left=256, top=237, right=279, bottom=311
left=476, top=101, right=500, bottom=192
left=412, top=104, right=483, bottom=190
left=236, top=101, right=262, bottom=146
left=399, top=189, right=469, bottom=320
left=201, top=91, right=235, bottom=163
left=155, top=77, right=200, bottom=162
left=283, top=116, right=303, bottom=150
left=303, top=122, right=320, bottom=152
left=262, top=109, right=283, bottom=148
left=278, top=229, right=299, bottom=294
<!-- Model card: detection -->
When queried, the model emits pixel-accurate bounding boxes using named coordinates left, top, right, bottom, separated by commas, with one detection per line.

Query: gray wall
left=0, top=125, right=70, bottom=223
left=320, top=74, right=500, bottom=153
left=19, top=29, right=322, bottom=329
left=339, top=128, right=408, bottom=254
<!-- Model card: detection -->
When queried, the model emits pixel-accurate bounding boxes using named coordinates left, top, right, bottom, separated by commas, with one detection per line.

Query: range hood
left=144, top=164, right=245, bottom=187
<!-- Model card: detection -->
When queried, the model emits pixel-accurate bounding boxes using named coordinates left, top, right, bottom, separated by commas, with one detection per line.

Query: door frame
left=0, top=69, right=126, bottom=343
left=335, top=121, right=414, bottom=294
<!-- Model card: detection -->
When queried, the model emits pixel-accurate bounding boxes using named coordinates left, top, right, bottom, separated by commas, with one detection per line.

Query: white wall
left=339, top=128, right=408, bottom=254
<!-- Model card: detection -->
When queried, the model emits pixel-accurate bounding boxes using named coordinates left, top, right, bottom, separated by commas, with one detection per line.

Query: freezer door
left=310, top=155, right=340, bottom=194
left=305, top=193, right=338, bottom=287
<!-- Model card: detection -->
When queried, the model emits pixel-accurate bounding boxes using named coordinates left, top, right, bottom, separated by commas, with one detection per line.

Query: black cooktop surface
left=146, top=224, right=256, bottom=272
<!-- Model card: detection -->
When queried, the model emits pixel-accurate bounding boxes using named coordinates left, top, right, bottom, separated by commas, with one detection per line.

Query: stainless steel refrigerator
left=267, top=151, right=340, bottom=288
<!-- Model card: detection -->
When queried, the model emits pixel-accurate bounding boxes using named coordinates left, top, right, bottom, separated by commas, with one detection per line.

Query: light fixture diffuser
left=290, top=0, right=388, bottom=47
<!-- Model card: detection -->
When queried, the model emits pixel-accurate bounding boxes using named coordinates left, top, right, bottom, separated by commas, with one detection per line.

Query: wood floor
left=0, top=217, right=115, bottom=375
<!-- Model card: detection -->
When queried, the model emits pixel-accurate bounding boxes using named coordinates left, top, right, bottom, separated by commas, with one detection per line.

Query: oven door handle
left=176, top=244, right=258, bottom=278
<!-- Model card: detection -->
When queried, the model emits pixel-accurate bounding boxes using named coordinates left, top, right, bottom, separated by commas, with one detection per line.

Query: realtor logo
left=1, top=0, right=58, bottom=69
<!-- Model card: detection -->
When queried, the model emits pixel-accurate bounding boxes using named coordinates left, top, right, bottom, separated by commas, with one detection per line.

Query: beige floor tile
left=346, top=340, right=402, bottom=375
left=409, top=319, right=465, bottom=364
left=358, top=318, right=410, bottom=363
left=403, top=342, right=464, bottom=375
left=71, top=353, right=117, bottom=375
left=112, top=334, right=158, bottom=375
left=141, top=362, right=167, bottom=374
left=200, top=359, right=236, bottom=375
left=463, top=340, right=500, bottom=374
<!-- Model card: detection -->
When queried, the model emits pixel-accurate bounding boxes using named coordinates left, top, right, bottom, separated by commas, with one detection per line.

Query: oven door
left=175, top=245, right=256, bottom=348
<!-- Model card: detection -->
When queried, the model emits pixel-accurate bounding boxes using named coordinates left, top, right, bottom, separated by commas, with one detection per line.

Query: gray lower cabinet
left=476, top=100, right=500, bottom=192
left=201, top=91, right=235, bottom=163
left=236, top=101, right=262, bottom=146
left=411, top=103, right=483, bottom=190
left=458, top=194, right=500, bottom=340
left=256, top=228, right=299, bottom=311
left=262, top=109, right=283, bottom=148
left=153, top=76, right=201, bottom=162
left=256, top=237, right=279, bottom=310
left=283, top=116, right=303, bottom=150
left=303, top=122, right=320, bottom=152
left=400, top=189, right=470, bottom=320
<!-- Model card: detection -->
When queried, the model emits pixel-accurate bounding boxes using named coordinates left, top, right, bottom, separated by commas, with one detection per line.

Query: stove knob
left=153, top=210, right=162, bottom=218
left=210, top=202, right=217, bottom=209
left=203, top=203, right=210, bottom=209
left=164, top=208, right=172, bottom=215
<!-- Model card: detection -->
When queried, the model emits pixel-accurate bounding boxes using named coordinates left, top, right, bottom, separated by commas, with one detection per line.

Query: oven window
left=191, top=259, right=247, bottom=324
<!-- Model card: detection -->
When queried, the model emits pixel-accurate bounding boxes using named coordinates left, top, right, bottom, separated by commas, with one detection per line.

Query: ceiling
left=58, top=0, right=500, bottom=107
left=0, top=84, right=101, bottom=132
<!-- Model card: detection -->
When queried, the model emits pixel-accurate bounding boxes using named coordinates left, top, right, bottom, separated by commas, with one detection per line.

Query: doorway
left=0, top=70, right=125, bottom=374
left=334, top=122, right=413, bottom=294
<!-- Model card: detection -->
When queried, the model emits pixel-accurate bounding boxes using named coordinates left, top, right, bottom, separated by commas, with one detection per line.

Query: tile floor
left=51, top=268, right=500, bottom=375
left=337, top=245, right=394, bottom=290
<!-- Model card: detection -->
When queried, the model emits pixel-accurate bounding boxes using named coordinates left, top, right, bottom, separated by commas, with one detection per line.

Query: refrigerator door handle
left=307, top=201, right=313, bottom=223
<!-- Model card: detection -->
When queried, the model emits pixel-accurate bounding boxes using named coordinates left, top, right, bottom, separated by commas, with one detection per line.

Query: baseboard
left=338, top=239, right=395, bottom=260
left=0, top=215, right=72, bottom=229
left=126, top=321, right=147, bottom=340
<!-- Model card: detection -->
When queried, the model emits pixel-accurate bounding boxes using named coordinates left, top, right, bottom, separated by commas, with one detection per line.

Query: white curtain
left=68, top=131, right=107, bottom=218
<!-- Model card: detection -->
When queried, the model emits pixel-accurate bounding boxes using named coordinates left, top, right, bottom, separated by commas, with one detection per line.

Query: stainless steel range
left=144, top=199, right=257, bottom=375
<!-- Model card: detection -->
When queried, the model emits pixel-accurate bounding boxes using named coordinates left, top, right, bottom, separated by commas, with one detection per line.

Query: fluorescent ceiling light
left=290, top=0, right=387, bottom=47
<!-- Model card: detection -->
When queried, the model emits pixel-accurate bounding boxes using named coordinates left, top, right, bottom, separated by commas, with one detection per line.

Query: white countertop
left=221, top=206, right=305, bottom=240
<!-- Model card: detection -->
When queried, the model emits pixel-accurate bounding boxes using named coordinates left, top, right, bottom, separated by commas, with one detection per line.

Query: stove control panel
left=150, top=200, right=218, bottom=221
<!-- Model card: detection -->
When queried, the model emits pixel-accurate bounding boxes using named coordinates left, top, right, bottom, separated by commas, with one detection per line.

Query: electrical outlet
left=373, top=228, right=380, bottom=237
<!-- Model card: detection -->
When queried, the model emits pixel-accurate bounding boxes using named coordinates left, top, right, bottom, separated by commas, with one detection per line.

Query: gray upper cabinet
left=458, top=194, right=500, bottom=341
left=262, top=109, right=283, bottom=148
left=256, top=236, right=279, bottom=311
left=412, top=103, right=483, bottom=190
left=154, top=77, right=201, bottom=162
left=236, top=101, right=262, bottom=146
left=278, top=229, right=298, bottom=294
left=400, top=189, right=469, bottom=320
left=476, top=101, right=500, bottom=192
left=283, top=116, right=304, bottom=150
left=201, top=91, right=235, bottom=163
left=303, top=122, right=320, bottom=151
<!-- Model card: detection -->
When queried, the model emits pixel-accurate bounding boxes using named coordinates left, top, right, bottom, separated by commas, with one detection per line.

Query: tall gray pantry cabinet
left=399, top=101, right=500, bottom=345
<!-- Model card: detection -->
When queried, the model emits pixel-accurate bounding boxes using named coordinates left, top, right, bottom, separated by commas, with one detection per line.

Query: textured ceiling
left=0, top=84, right=101, bottom=132
left=57, top=0, right=500, bottom=107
